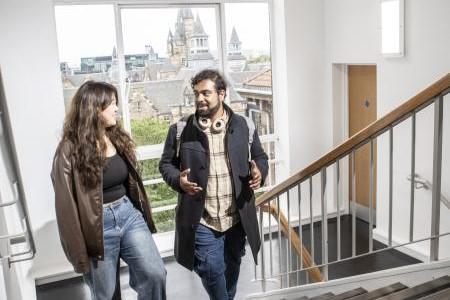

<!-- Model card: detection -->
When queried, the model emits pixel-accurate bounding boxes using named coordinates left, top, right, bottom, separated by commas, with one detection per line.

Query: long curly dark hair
left=62, top=81, right=136, bottom=189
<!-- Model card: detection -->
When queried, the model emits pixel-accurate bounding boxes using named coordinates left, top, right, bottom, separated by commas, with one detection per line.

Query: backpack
left=175, top=114, right=255, bottom=162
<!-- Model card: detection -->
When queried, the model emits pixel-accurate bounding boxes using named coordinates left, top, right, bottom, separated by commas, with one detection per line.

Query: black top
left=102, top=153, right=128, bottom=204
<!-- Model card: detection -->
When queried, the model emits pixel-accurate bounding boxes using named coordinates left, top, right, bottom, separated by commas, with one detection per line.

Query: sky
left=54, top=3, right=271, bottom=68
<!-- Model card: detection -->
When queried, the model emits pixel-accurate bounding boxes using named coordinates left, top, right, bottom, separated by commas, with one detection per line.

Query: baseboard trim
left=350, top=201, right=376, bottom=224
left=372, top=229, right=428, bottom=262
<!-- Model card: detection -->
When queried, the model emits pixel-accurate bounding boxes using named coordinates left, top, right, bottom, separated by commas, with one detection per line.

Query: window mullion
left=216, top=3, right=228, bottom=99
left=114, top=3, right=131, bottom=134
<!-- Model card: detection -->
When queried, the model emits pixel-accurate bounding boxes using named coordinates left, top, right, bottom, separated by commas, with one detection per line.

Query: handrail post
left=297, top=183, right=302, bottom=284
left=309, top=177, right=314, bottom=268
left=389, top=127, right=393, bottom=247
left=409, top=112, right=416, bottom=243
left=351, top=150, right=356, bottom=257
left=320, top=168, right=328, bottom=281
left=259, top=207, right=266, bottom=290
left=286, top=191, right=291, bottom=280
left=369, top=139, right=374, bottom=253
left=430, top=95, right=443, bottom=261
left=335, top=161, right=341, bottom=261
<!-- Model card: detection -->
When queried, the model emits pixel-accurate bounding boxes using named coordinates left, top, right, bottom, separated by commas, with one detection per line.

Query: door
left=348, top=65, right=377, bottom=212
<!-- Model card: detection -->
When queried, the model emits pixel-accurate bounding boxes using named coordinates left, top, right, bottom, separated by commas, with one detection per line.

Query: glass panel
left=131, top=118, right=170, bottom=146
left=381, top=0, right=401, bottom=54
left=224, top=2, right=273, bottom=136
left=121, top=7, right=219, bottom=144
left=145, top=182, right=177, bottom=209
left=54, top=5, right=119, bottom=110
left=152, top=209, right=176, bottom=233
left=138, top=158, right=161, bottom=181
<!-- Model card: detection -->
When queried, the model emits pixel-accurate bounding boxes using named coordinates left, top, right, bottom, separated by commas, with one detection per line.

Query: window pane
left=54, top=5, right=119, bottom=110
left=121, top=7, right=219, bottom=145
left=225, top=2, right=276, bottom=188
left=146, top=181, right=177, bottom=232
left=131, top=118, right=170, bottom=146
left=381, top=0, right=401, bottom=54
left=224, top=3, right=273, bottom=136
left=145, top=182, right=177, bottom=209
left=138, top=158, right=161, bottom=181
left=153, top=209, right=176, bottom=233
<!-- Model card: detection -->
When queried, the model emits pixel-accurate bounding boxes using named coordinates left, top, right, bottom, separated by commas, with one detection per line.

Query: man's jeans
left=194, top=223, right=246, bottom=300
left=83, top=196, right=166, bottom=300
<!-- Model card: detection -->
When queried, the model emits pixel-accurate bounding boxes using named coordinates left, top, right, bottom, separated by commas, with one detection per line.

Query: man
left=159, top=69, right=268, bottom=300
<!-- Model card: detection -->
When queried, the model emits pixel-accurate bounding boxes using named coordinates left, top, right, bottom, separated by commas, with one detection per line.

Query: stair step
left=417, top=287, right=450, bottom=300
left=376, top=276, right=450, bottom=300
left=309, top=292, right=335, bottom=300
left=332, top=287, right=368, bottom=300
left=345, top=283, right=408, bottom=300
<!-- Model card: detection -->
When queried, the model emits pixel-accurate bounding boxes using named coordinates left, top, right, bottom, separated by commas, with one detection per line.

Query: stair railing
left=0, top=69, right=36, bottom=269
left=254, top=73, right=450, bottom=289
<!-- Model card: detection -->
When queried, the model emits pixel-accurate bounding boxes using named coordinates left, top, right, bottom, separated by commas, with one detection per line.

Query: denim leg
left=194, top=225, right=228, bottom=300
left=83, top=207, right=121, bottom=300
left=120, top=203, right=166, bottom=300
left=224, top=223, right=246, bottom=300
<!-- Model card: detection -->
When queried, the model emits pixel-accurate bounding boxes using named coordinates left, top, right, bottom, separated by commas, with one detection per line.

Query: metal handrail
left=256, top=73, right=450, bottom=206
left=253, top=74, right=450, bottom=288
left=407, top=173, right=450, bottom=209
left=0, top=69, right=36, bottom=267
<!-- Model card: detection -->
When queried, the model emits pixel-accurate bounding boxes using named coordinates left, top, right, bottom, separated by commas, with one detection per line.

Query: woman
left=51, top=81, right=166, bottom=300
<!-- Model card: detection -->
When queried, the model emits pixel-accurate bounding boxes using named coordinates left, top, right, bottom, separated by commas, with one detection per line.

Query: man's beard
left=196, top=101, right=221, bottom=118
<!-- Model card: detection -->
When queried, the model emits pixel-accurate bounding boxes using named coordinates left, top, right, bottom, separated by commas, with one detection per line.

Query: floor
left=36, top=215, right=420, bottom=300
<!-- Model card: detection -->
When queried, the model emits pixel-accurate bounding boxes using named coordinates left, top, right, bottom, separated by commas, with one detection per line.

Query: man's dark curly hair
left=191, top=69, right=227, bottom=96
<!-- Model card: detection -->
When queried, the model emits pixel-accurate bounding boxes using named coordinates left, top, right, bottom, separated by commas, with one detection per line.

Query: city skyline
left=55, top=3, right=270, bottom=69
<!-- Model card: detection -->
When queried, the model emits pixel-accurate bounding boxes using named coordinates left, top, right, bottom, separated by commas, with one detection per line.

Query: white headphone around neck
left=198, top=117, right=226, bottom=133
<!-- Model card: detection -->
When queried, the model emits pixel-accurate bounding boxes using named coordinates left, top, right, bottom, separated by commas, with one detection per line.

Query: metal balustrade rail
left=0, top=69, right=36, bottom=267
left=254, top=74, right=450, bottom=289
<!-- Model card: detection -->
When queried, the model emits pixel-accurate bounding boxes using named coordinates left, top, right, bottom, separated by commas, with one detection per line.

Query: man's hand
left=249, top=160, right=262, bottom=190
left=180, top=168, right=203, bottom=196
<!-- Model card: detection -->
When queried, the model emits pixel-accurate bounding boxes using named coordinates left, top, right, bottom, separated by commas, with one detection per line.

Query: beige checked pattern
left=200, top=111, right=240, bottom=232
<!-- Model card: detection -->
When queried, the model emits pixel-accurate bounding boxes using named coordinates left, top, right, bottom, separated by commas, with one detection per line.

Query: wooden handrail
left=260, top=203, right=323, bottom=282
left=257, top=73, right=450, bottom=206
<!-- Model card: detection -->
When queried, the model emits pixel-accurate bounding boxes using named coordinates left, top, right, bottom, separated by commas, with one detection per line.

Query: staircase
left=290, top=276, right=450, bottom=300
left=250, top=74, right=450, bottom=297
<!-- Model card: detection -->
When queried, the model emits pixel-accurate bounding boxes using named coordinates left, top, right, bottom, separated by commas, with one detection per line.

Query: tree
left=131, top=117, right=177, bottom=232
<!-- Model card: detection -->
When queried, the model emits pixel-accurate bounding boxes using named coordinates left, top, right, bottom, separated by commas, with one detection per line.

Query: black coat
left=159, top=105, right=269, bottom=270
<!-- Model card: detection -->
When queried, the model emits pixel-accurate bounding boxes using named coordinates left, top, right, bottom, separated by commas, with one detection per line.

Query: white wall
left=0, top=0, right=69, bottom=298
left=284, top=0, right=331, bottom=174
left=376, top=0, right=450, bottom=260
left=323, top=0, right=450, bottom=260
left=273, top=0, right=341, bottom=227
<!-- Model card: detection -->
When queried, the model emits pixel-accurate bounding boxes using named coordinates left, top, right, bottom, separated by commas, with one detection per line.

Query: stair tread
left=345, top=282, right=408, bottom=300
left=332, top=287, right=368, bottom=300
left=309, top=292, right=335, bottom=300
left=418, top=286, right=450, bottom=300
left=377, top=276, right=450, bottom=300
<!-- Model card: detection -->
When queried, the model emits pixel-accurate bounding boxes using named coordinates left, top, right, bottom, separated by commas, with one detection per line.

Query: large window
left=54, top=1, right=277, bottom=239
left=54, top=5, right=119, bottom=109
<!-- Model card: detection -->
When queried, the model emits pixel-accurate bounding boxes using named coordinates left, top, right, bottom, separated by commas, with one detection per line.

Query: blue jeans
left=194, top=223, right=246, bottom=300
left=83, top=196, right=166, bottom=300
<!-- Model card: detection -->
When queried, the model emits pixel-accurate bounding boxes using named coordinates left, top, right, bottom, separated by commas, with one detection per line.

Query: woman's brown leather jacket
left=50, top=140, right=156, bottom=274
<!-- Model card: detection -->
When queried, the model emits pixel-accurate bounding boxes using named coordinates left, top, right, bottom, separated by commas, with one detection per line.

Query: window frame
left=54, top=0, right=280, bottom=256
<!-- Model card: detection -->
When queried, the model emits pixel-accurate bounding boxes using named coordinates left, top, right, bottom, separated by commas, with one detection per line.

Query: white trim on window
left=53, top=0, right=286, bottom=253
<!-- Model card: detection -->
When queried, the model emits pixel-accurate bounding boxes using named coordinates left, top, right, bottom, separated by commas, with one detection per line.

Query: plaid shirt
left=200, top=111, right=240, bottom=232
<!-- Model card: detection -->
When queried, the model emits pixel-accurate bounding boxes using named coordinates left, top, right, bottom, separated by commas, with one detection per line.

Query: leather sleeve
left=50, top=142, right=90, bottom=274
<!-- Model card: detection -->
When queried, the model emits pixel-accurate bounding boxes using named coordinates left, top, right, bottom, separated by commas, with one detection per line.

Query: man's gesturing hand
left=180, top=168, right=203, bottom=196
left=249, top=160, right=262, bottom=190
